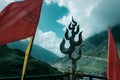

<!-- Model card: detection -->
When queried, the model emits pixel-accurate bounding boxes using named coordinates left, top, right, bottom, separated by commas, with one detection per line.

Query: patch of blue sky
left=38, top=1, right=68, bottom=38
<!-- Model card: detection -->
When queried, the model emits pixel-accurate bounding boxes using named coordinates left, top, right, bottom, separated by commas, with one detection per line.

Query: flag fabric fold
left=0, top=0, right=43, bottom=45
left=107, top=27, right=120, bottom=80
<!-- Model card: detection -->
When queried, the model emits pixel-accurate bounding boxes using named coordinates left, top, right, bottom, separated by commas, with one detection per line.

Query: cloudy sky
left=0, top=0, right=120, bottom=57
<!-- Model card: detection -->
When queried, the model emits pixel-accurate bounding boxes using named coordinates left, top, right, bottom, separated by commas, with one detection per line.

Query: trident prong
left=69, top=45, right=83, bottom=61
left=70, top=31, right=82, bottom=46
left=60, top=38, right=75, bottom=54
left=68, top=22, right=74, bottom=30
left=71, top=25, right=79, bottom=34
left=72, top=17, right=77, bottom=27
left=69, top=50, right=81, bottom=61
left=65, top=28, right=71, bottom=40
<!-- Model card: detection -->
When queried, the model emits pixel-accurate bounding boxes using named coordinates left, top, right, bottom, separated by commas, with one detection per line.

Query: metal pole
left=72, top=60, right=77, bottom=80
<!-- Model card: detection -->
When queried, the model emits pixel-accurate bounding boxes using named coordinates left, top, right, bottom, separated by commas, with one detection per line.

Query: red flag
left=0, top=0, right=43, bottom=45
left=107, top=26, right=120, bottom=80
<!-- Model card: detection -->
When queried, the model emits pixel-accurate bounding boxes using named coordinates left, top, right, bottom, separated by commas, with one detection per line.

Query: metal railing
left=0, top=74, right=68, bottom=80
left=0, top=74, right=107, bottom=80
left=83, top=74, right=107, bottom=80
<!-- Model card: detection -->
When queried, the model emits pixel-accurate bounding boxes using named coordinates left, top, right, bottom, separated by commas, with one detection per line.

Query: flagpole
left=21, top=35, right=35, bottom=80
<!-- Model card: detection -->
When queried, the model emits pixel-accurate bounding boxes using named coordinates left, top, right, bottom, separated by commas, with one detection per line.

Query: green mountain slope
left=52, top=25, right=120, bottom=76
left=0, top=45, right=60, bottom=77
left=83, top=25, right=120, bottom=57
left=8, top=41, right=59, bottom=63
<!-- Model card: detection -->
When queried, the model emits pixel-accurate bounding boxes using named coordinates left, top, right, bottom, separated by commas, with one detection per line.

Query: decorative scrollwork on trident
left=60, top=17, right=83, bottom=80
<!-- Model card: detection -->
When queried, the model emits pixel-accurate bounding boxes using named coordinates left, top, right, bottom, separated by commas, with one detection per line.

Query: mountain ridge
left=52, top=25, right=120, bottom=76
left=8, top=41, right=59, bottom=63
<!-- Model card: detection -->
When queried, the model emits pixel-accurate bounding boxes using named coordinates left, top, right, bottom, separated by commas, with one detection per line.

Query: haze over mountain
left=8, top=41, right=59, bottom=63
left=52, top=25, right=120, bottom=76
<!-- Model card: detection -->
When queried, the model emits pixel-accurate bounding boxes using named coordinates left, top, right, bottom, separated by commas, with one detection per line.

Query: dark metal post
left=90, top=77, right=92, bottom=80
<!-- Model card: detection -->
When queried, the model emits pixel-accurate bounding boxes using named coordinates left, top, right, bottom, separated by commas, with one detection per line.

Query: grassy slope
left=0, top=45, right=60, bottom=77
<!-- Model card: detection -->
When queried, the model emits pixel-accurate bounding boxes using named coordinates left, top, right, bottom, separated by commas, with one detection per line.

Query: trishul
left=60, top=17, right=82, bottom=60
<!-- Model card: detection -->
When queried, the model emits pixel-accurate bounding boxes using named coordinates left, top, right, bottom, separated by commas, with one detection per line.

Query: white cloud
left=45, top=0, right=102, bottom=39
left=57, top=15, right=71, bottom=29
left=34, top=29, right=64, bottom=57
left=0, top=0, right=10, bottom=11
left=5, top=0, right=14, bottom=2
left=44, top=0, right=54, bottom=5
left=45, top=0, right=120, bottom=39
left=0, top=0, right=22, bottom=12
left=0, top=0, right=31, bottom=13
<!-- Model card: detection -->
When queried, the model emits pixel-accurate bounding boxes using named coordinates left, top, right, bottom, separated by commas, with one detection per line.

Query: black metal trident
left=60, top=17, right=83, bottom=80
